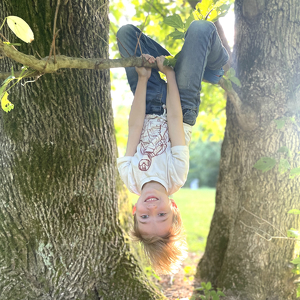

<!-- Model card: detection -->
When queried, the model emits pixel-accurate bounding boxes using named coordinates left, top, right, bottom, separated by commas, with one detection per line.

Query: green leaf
left=287, top=229, right=300, bottom=238
left=19, top=66, right=29, bottom=79
left=185, top=14, right=195, bottom=29
left=230, top=76, right=241, bottom=87
left=1, top=92, right=14, bottom=113
left=288, top=209, right=300, bottom=215
left=164, top=14, right=184, bottom=30
left=201, top=282, right=207, bottom=288
left=226, top=67, right=236, bottom=78
left=7, top=16, right=34, bottom=43
left=193, top=10, right=204, bottom=20
left=206, top=282, right=212, bottom=290
left=278, top=159, right=290, bottom=174
left=163, top=56, right=177, bottom=68
left=290, top=167, right=300, bottom=179
left=222, top=77, right=233, bottom=91
left=1, top=75, right=15, bottom=86
left=278, top=146, right=291, bottom=157
left=274, top=117, right=287, bottom=129
left=253, top=157, right=277, bottom=173
left=174, top=51, right=181, bottom=59
left=217, top=291, right=226, bottom=297
left=291, top=258, right=300, bottom=265
left=196, top=0, right=214, bottom=19
left=168, top=30, right=185, bottom=40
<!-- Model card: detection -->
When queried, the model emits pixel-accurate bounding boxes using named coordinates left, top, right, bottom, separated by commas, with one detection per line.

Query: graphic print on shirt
left=138, top=117, right=169, bottom=171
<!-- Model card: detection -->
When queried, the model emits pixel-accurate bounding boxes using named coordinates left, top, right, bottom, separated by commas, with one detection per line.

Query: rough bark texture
left=0, top=1, right=163, bottom=299
left=197, top=0, right=300, bottom=299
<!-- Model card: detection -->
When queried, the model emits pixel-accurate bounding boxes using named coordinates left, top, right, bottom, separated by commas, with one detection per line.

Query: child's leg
left=117, top=25, right=171, bottom=115
left=174, top=20, right=229, bottom=126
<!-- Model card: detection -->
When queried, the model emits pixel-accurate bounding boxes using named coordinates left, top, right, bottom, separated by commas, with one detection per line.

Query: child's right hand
left=135, top=54, right=155, bottom=80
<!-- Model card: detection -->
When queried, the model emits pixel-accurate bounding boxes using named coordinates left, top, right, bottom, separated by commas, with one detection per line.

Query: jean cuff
left=203, top=67, right=224, bottom=84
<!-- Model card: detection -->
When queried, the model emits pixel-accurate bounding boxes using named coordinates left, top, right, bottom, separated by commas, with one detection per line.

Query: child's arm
left=156, top=56, right=185, bottom=147
left=125, top=54, right=156, bottom=156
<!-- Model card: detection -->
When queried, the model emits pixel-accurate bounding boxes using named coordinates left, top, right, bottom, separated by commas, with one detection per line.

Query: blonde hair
left=131, top=205, right=188, bottom=275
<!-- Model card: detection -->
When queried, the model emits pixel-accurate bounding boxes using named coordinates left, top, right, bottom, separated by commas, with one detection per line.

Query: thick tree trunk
left=197, top=0, right=300, bottom=299
left=0, top=1, right=163, bottom=299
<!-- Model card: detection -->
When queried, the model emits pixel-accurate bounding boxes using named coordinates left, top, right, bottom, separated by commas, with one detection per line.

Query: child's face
left=134, top=189, right=174, bottom=237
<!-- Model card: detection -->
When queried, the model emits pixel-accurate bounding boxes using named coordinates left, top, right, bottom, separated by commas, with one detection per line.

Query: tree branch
left=0, top=40, right=159, bottom=77
left=219, top=78, right=259, bottom=131
left=0, top=40, right=259, bottom=131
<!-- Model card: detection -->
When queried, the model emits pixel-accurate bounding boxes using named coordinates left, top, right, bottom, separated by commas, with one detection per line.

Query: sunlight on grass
left=127, top=188, right=216, bottom=254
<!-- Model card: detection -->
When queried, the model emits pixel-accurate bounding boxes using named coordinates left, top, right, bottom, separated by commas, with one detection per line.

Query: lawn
left=128, top=188, right=216, bottom=254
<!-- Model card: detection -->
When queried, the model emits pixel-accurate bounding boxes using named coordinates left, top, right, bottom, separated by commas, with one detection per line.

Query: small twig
left=145, top=0, right=166, bottom=18
left=36, top=51, right=42, bottom=59
left=45, top=29, right=60, bottom=69
left=137, top=33, right=143, bottom=56
left=52, top=0, right=61, bottom=64
left=241, top=207, right=287, bottom=237
left=134, top=10, right=150, bottom=56
left=239, top=221, right=296, bottom=242
left=95, top=1, right=108, bottom=14
left=21, top=74, right=43, bottom=86
left=117, top=37, right=131, bottom=57
left=0, top=33, right=18, bottom=51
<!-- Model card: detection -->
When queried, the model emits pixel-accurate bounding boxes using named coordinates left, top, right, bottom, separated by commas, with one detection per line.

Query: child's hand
left=135, top=54, right=155, bottom=80
left=156, top=55, right=174, bottom=76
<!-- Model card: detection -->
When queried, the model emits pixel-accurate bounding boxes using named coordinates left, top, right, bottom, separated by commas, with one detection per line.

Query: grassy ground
left=128, top=188, right=216, bottom=254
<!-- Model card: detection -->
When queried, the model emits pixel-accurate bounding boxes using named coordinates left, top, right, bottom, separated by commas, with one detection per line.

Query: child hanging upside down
left=116, top=20, right=229, bottom=275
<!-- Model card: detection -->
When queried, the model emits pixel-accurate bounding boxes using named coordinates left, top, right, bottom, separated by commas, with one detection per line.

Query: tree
left=0, top=1, right=163, bottom=299
left=197, top=0, right=300, bottom=299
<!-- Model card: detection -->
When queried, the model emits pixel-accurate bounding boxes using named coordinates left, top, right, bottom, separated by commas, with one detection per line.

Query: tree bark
left=0, top=1, right=163, bottom=299
left=197, top=0, right=300, bottom=299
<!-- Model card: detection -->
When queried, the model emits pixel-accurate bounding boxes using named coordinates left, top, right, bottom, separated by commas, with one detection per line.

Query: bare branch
left=242, top=207, right=287, bottom=237
left=52, top=0, right=61, bottom=64
left=0, top=41, right=159, bottom=79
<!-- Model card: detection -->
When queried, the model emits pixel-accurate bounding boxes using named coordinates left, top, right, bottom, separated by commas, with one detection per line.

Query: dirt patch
left=157, top=252, right=202, bottom=300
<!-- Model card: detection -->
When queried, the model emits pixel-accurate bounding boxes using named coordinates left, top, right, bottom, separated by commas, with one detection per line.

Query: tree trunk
left=197, top=0, right=300, bottom=299
left=0, top=1, right=163, bottom=299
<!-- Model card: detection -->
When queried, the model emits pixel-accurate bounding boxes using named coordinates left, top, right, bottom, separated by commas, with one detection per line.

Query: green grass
left=127, top=188, right=216, bottom=254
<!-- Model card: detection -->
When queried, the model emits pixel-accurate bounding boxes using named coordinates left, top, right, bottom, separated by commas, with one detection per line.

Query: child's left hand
left=156, top=55, right=174, bottom=76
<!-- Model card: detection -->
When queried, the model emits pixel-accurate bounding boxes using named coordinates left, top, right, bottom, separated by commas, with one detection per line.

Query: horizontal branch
left=0, top=40, right=157, bottom=78
left=0, top=40, right=259, bottom=131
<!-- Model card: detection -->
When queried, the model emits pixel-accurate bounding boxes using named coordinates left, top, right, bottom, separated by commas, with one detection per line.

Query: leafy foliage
left=110, top=0, right=229, bottom=143
left=195, top=281, right=225, bottom=300
left=194, top=0, right=234, bottom=23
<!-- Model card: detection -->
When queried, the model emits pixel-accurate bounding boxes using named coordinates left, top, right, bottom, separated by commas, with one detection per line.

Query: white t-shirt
left=117, top=114, right=192, bottom=196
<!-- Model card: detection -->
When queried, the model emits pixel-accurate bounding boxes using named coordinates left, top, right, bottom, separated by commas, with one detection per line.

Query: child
left=116, top=20, right=229, bottom=274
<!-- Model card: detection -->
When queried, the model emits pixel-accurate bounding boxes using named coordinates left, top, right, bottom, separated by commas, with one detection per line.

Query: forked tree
left=198, top=0, right=300, bottom=299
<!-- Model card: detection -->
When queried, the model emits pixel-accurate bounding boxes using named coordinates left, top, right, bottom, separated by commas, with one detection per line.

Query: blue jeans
left=116, top=20, right=229, bottom=126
